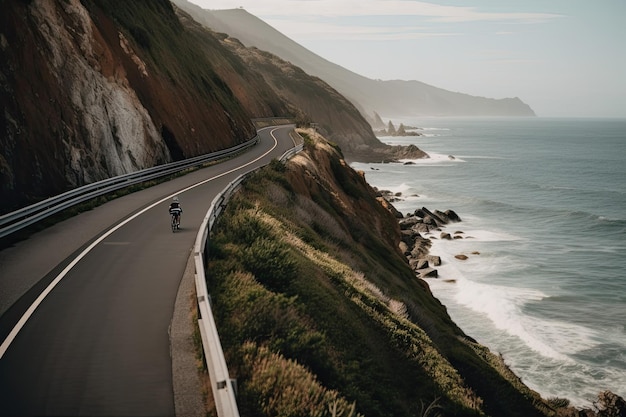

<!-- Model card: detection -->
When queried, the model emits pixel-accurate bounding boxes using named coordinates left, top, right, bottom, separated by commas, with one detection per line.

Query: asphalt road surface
left=0, top=125, right=297, bottom=416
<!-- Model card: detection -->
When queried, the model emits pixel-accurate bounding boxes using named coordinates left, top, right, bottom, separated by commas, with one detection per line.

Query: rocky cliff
left=205, top=129, right=557, bottom=416
left=0, top=0, right=260, bottom=212
left=205, top=129, right=625, bottom=417
left=1, top=0, right=406, bottom=214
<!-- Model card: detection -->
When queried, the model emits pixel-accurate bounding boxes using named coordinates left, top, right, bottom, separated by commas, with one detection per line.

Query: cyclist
left=169, top=196, right=183, bottom=229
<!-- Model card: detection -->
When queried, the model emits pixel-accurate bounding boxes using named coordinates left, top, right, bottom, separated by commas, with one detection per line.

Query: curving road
left=0, top=125, right=297, bottom=416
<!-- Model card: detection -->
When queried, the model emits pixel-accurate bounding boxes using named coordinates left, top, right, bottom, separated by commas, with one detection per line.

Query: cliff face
left=2, top=0, right=163, bottom=209
left=0, top=0, right=392, bottom=214
left=0, top=0, right=264, bottom=213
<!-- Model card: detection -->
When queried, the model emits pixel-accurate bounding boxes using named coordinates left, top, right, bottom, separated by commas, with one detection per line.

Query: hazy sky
left=188, top=0, right=625, bottom=118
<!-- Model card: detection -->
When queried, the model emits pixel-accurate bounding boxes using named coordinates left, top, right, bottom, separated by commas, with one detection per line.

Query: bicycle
left=170, top=211, right=181, bottom=232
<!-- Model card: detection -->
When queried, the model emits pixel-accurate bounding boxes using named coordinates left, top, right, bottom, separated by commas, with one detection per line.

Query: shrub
left=237, top=342, right=363, bottom=417
left=242, top=238, right=298, bottom=292
left=269, top=158, right=286, bottom=173
left=224, top=210, right=272, bottom=246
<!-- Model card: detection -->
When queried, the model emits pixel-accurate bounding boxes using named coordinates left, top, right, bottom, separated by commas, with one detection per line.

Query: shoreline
left=377, top=187, right=626, bottom=413
left=361, top=118, right=626, bottom=412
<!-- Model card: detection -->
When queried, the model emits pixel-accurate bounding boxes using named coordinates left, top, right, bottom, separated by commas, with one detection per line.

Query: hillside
left=0, top=0, right=260, bottom=211
left=0, top=0, right=402, bottom=214
left=170, top=2, right=536, bottom=120
left=205, top=129, right=562, bottom=417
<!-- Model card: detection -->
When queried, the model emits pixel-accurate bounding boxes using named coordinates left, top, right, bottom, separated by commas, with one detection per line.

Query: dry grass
left=242, top=207, right=483, bottom=413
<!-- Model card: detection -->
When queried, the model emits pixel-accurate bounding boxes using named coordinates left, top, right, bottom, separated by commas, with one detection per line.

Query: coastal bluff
left=203, top=127, right=624, bottom=416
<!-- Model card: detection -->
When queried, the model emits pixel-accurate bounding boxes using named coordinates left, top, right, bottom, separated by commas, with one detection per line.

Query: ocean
left=351, top=117, right=626, bottom=408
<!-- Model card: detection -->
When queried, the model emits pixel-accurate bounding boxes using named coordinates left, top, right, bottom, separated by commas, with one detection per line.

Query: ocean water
left=352, top=117, right=626, bottom=407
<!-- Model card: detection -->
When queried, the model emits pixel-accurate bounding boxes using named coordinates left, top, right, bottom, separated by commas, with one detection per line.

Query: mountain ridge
left=171, top=2, right=536, bottom=119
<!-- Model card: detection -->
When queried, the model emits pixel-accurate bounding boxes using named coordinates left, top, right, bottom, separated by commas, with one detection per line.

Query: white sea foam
left=440, top=228, right=519, bottom=242
left=429, top=236, right=602, bottom=363
left=399, top=151, right=466, bottom=164
left=379, top=182, right=413, bottom=195
left=358, top=117, right=626, bottom=406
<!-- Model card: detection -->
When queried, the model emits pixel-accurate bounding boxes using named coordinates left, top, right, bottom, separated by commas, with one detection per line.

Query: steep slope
left=1, top=0, right=419, bottom=214
left=218, top=37, right=381, bottom=153
left=206, top=130, right=554, bottom=417
left=170, top=2, right=536, bottom=119
left=175, top=7, right=428, bottom=163
left=0, top=0, right=254, bottom=212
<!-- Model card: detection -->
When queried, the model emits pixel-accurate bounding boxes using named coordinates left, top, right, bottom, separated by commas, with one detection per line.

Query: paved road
left=0, top=125, right=296, bottom=416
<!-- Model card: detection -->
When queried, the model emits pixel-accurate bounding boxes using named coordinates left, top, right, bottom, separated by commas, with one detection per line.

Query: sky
left=187, top=0, right=626, bottom=118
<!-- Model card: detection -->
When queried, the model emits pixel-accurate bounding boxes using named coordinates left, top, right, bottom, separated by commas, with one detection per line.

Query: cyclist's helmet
left=173, top=196, right=179, bottom=202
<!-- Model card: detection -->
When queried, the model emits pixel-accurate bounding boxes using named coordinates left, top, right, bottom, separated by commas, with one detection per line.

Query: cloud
left=267, top=19, right=459, bottom=41
left=191, top=0, right=561, bottom=42
left=197, top=0, right=562, bottom=24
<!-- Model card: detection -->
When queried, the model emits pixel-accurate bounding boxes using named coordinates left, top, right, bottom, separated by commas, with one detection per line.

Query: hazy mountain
left=170, top=2, right=536, bottom=119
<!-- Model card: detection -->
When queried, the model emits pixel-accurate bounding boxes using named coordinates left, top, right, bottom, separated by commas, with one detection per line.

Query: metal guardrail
left=193, top=141, right=303, bottom=417
left=0, top=138, right=259, bottom=239
left=1, top=119, right=302, bottom=415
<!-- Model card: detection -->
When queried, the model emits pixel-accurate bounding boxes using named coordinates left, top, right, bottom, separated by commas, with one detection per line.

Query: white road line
left=0, top=129, right=279, bottom=359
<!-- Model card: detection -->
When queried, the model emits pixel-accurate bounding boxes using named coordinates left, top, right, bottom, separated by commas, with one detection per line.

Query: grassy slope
left=205, top=131, right=555, bottom=417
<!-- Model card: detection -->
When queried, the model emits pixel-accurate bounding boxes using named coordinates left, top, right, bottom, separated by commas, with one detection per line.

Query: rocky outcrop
left=392, top=206, right=461, bottom=279
left=0, top=0, right=265, bottom=213
left=374, top=121, right=422, bottom=137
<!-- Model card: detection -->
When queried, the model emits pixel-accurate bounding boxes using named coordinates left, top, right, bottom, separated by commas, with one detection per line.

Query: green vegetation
left=205, top=137, right=556, bottom=416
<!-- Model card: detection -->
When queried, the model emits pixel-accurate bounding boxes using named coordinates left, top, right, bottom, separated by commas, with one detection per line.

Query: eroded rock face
left=1, top=0, right=173, bottom=210
left=0, top=0, right=258, bottom=213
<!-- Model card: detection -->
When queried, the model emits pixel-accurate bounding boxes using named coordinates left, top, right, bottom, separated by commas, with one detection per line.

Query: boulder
left=440, top=232, right=452, bottom=240
left=423, top=215, right=439, bottom=227
left=399, top=216, right=422, bottom=230
left=400, top=229, right=418, bottom=241
left=421, top=207, right=446, bottom=225
left=592, top=391, right=626, bottom=417
left=414, top=208, right=427, bottom=218
left=410, top=240, right=431, bottom=259
left=419, top=268, right=438, bottom=278
left=434, top=210, right=451, bottom=223
left=445, top=209, right=461, bottom=222
left=455, top=254, right=468, bottom=260
left=413, top=259, right=429, bottom=270
left=414, top=223, right=431, bottom=234
left=398, top=241, right=409, bottom=255
left=423, top=255, right=441, bottom=266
